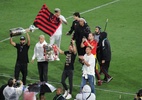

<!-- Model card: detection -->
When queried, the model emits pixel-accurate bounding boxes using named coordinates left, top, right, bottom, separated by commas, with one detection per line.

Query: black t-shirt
left=69, top=20, right=79, bottom=34
left=74, top=23, right=90, bottom=43
left=64, top=51, right=76, bottom=70
left=14, top=43, right=30, bottom=63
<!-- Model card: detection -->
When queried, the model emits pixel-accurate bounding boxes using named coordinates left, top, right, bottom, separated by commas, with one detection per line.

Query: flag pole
left=104, top=19, right=108, bottom=32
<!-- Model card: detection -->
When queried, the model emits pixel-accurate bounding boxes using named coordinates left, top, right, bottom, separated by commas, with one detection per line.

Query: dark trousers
left=101, top=61, right=111, bottom=80
left=61, top=70, right=73, bottom=94
left=14, top=62, right=27, bottom=85
left=37, top=61, right=48, bottom=82
left=95, top=58, right=101, bottom=80
left=76, top=42, right=85, bottom=56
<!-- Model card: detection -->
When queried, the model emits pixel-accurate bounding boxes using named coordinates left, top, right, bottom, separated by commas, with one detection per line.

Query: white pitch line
left=0, top=0, right=125, bottom=96
left=0, top=37, right=10, bottom=43
left=0, top=73, right=135, bottom=96
left=0, top=0, right=120, bottom=43
left=66, top=0, right=120, bottom=19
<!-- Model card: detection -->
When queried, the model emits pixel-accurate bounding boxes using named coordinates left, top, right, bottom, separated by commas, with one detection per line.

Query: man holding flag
left=50, top=8, right=67, bottom=60
left=33, top=5, right=67, bottom=61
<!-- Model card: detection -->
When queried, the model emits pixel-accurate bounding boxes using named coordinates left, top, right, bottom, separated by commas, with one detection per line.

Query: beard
left=95, top=31, right=99, bottom=34
left=20, top=42, right=25, bottom=45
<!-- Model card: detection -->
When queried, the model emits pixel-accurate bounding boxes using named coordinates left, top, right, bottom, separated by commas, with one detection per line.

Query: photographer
left=3, top=78, right=23, bottom=100
left=134, top=89, right=142, bottom=100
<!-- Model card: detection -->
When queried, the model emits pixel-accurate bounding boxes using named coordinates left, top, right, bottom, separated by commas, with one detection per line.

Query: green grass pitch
left=0, top=0, right=142, bottom=99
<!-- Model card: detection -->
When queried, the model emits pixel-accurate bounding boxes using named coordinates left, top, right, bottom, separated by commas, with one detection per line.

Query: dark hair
left=73, top=12, right=80, bottom=18
left=89, top=33, right=94, bottom=36
left=95, top=26, right=101, bottom=30
left=137, top=89, right=142, bottom=97
left=8, top=78, right=14, bottom=87
left=86, top=46, right=92, bottom=50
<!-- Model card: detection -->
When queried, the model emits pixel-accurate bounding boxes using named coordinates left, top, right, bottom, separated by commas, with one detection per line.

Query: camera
left=14, top=80, right=21, bottom=88
left=83, top=36, right=86, bottom=39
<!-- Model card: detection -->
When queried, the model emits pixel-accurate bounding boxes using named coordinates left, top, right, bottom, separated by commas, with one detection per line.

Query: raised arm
left=10, top=37, right=16, bottom=46
left=71, top=40, right=77, bottom=54
left=85, top=40, right=94, bottom=49
left=26, top=32, right=30, bottom=46
left=56, top=45, right=64, bottom=54
left=79, top=56, right=90, bottom=67
left=81, top=38, right=86, bottom=48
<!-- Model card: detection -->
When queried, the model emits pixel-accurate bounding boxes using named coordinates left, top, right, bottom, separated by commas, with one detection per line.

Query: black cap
left=20, top=36, right=25, bottom=40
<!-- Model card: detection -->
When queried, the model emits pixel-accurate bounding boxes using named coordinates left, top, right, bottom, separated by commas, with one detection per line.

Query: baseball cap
left=54, top=8, right=60, bottom=12
left=20, top=36, right=25, bottom=40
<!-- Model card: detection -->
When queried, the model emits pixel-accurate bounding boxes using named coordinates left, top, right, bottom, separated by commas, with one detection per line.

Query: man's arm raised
left=71, top=40, right=77, bottom=54
left=56, top=45, right=64, bottom=54
left=10, top=36, right=16, bottom=46
left=26, top=32, right=30, bottom=46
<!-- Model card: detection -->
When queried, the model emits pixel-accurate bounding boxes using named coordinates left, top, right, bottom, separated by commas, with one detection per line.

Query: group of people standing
left=1, top=8, right=113, bottom=100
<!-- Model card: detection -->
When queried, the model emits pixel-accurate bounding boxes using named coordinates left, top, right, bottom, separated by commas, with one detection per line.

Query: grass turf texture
left=0, top=0, right=142, bottom=99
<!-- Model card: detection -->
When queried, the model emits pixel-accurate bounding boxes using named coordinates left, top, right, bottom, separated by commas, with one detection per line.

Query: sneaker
left=65, top=93, right=72, bottom=99
left=107, top=77, right=113, bottom=83
left=97, top=80, right=102, bottom=86
left=56, top=57, right=60, bottom=61
left=63, top=90, right=68, bottom=98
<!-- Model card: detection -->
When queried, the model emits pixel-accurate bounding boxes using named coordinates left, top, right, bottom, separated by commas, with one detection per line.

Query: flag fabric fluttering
left=33, top=4, right=61, bottom=36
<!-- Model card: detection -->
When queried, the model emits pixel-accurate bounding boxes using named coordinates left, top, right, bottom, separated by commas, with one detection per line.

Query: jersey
left=83, top=40, right=98, bottom=55
left=15, top=43, right=29, bottom=63
left=64, top=51, right=76, bottom=70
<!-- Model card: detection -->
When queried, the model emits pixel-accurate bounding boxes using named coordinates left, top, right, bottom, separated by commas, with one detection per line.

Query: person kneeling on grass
left=74, top=84, right=96, bottom=100
left=56, top=40, right=77, bottom=99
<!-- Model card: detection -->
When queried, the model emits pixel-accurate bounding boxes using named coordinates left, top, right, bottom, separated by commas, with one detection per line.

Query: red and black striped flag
left=33, top=4, right=61, bottom=36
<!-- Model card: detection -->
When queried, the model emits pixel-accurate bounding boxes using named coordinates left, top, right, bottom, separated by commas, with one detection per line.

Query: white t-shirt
left=82, top=54, right=95, bottom=76
left=32, top=41, right=48, bottom=62
left=53, top=15, right=67, bottom=36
